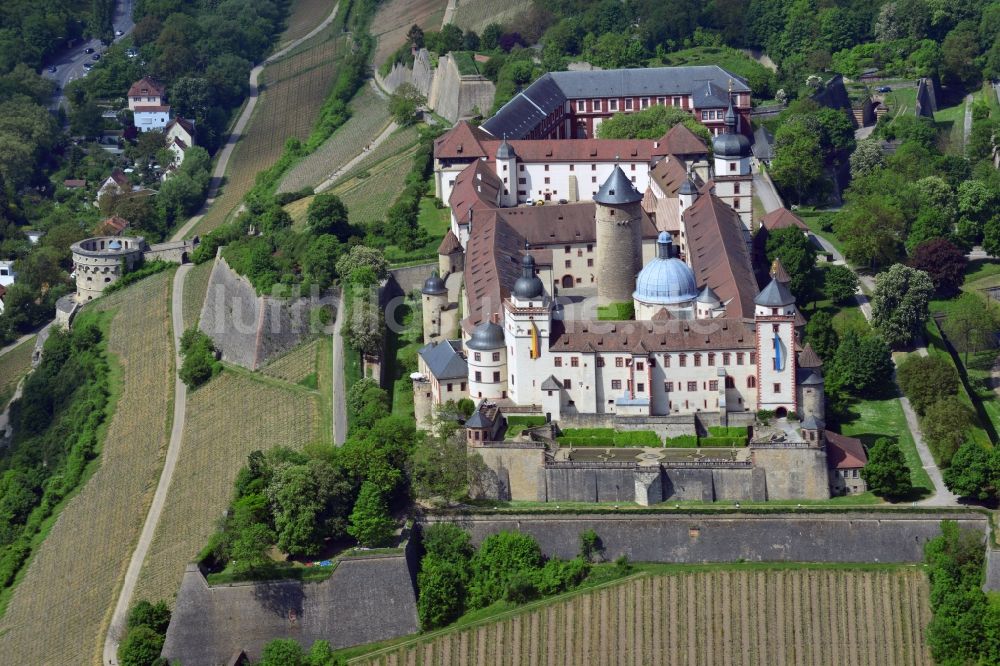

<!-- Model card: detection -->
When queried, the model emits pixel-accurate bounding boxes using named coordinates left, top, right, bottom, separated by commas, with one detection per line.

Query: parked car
left=83, top=62, right=93, bottom=70
left=48, top=65, right=56, bottom=73
left=115, top=30, right=124, bottom=36
left=877, top=86, right=892, bottom=93
left=84, top=47, right=94, bottom=54
left=91, top=53, right=100, bottom=61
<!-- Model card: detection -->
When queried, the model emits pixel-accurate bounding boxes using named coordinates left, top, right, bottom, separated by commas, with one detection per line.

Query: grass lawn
left=386, top=296, right=422, bottom=419
left=797, top=209, right=846, bottom=258
left=838, top=395, right=933, bottom=496
left=206, top=560, right=336, bottom=586
left=923, top=322, right=997, bottom=446
left=964, top=259, right=1000, bottom=291
left=934, top=100, right=967, bottom=155
left=881, top=87, right=918, bottom=116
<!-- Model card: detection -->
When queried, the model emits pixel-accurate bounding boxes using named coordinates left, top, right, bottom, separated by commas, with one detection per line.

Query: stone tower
left=711, top=91, right=753, bottom=230
left=754, top=277, right=799, bottom=416
left=420, top=271, right=449, bottom=343
left=504, top=250, right=552, bottom=407
left=594, top=165, right=643, bottom=304
left=496, top=136, right=518, bottom=207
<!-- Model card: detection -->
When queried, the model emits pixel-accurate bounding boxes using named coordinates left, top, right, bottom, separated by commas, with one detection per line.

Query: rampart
left=425, top=511, right=987, bottom=563
left=427, top=53, right=495, bottom=123
left=162, top=542, right=419, bottom=665
left=198, top=254, right=329, bottom=370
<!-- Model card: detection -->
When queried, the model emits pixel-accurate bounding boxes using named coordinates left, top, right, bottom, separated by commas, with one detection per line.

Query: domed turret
left=633, top=232, right=698, bottom=318
left=512, top=253, right=544, bottom=301
left=421, top=270, right=447, bottom=295
left=712, top=96, right=750, bottom=158
left=466, top=320, right=505, bottom=350
left=496, top=136, right=517, bottom=161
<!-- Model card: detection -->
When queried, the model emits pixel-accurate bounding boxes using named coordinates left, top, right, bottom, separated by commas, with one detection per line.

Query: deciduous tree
left=347, top=480, right=395, bottom=548
left=897, top=354, right=959, bottom=415
left=861, top=438, right=913, bottom=499
left=908, top=239, right=967, bottom=297
left=943, top=442, right=996, bottom=500
left=822, top=265, right=859, bottom=304
left=941, top=293, right=1000, bottom=364
left=870, top=264, right=934, bottom=348
left=922, top=396, right=974, bottom=467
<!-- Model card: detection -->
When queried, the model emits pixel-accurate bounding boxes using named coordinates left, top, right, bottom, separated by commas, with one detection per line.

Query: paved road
left=103, top=264, right=190, bottom=666
left=331, top=294, right=347, bottom=445
left=171, top=2, right=341, bottom=242
left=42, top=0, right=135, bottom=110
left=751, top=161, right=783, bottom=214
left=963, top=93, right=974, bottom=149
left=0, top=329, right=38, bottom=359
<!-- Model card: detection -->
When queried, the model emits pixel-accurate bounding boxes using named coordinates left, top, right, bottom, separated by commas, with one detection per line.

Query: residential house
left=128, top=77, right=171, bottom=132
left=825, top=430, right=868, bottom=495
left=0, top=260, right=15, bottom=288
left=63, top=179, right=87, bottom=190
left=94, top=169, right=133, bottom=206
left=95, top=216, right=130, bottom=236
left=162, top=118, right=197, bottom=179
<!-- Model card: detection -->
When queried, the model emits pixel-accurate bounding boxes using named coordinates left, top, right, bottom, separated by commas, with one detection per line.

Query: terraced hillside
left=0, top=273, right=175, bottom=665
left=452, top=0, right=534, bottom=33
left=371, top=0, right=448, bottom=67
left=350, top=566, right=932, bottom=666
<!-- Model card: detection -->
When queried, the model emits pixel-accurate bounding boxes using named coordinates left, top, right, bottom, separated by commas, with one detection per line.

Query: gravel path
left=102, top=264, right=190, bottom=665
left=171, top=2, right=342, bottom=242
left=331, top=293, right=347, bottom=445
left=751, top=160, right=784, bottom=213
left=315, top=118, right=400, bottom=193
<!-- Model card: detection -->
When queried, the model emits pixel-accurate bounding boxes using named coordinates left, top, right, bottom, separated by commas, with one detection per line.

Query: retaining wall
left=425, top=512, right=987, bottom=563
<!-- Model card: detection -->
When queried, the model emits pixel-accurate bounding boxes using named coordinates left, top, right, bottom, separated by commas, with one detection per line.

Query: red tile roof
left=128, top=77, right=166, bottom=98
left=448, top=160, right=502, bottom=225
left=683, top=194, right=758, bottom=318
left=798, top=344, right=823, bottom=368
left=166, top=117, right=195, bottom=135
left=462, top=215, right=525, bottom=330
left=437, top=230, right=462, bottom=255
left=660, top=123, right=709, bottom=156
left=107, top=169, right=130, bottom=189
left=550, top=317, right=756, bottom=353
left=825, top=431, right=867, bottom=469
left=96, top=216, right=129, bottom=235
left=761, top=207, right=809, bottom=232
left=434, top=121, right=491, bottom=160
left=63, top=179, right=87, bottom=188
left=480, top=138, right=658, bottom=163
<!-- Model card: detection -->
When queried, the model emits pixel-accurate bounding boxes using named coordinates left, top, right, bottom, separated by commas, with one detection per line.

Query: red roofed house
left=825, top=430, right=868, bottom=495
left=128, top=77, right=170, bottom=132
left=761, top=207, right=809, bottom=233
left=95, top=216, right=130, bottom=236
left=95, top=169, right=134, bottom=206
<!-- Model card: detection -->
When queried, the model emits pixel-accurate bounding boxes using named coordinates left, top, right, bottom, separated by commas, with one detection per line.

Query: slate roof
left=761, top=207, right=809, bottom=232
left=540, top=375, right=562, bottom=391
left=549, top=317, right=757, bottom=353
left=798, top=344, right=823, bottom=368
left=752, top=126, right=775, bottom=161
left=754, top=278, right=795, bottom=307
left=594, top=165, right=643, bottom=205
left=825, top=431, right=868, bottom=469
left=466, top=409, right=494, bottom=428
left=483, top=66, right=749, bottom=139
left=419, top=340, right=467, bottom=380
left=682, top=193, right=759, bottom=318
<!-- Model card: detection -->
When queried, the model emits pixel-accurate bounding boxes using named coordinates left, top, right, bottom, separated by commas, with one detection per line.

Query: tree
left=347, top=481, right=395, bottom=547
left=417, top=557, right=468, bottom=629
left=941, top=292, right=1000, bottom=364
left=179, top=328, right=220, bottom=389
left=389, top=82, right=426, bottom=126
left=836, top=195, right=906, bottom=269
left=439, top=23, right=464, bottom=53
left=822, top=265, right=858, bottom=304
left=335, top=245, right=388, bottom=284
left=897, top=355, right=959, bottom=415
left=481, top=23, right=503, bottom=50
left=584, top=32, right=645, bottom=69
left=69, top=99, right=103, bottom=138
left=407, top=24, right=425, bottom=48
left=345, top=378, right=390, bottom=428
left=922, top=397, right=974, bottom=467
left=765, top=227, right=819, bottom=303
left=411, top=420, right=474, bottom=502
left=826, top=330, right=894, bottom=398
left=259, top=639, right=306, bottom=666
left=985, top=217, right=1000, bottom=258
left=943, top=442, right=995, bottom=500
left=596, top=104, right=710, bottom=144
left=849, top=139, right=885, bottom=179
left=906, top=207, right=952, bottom=253
left=468, top=531, right=543, bottom=608
left=941, top=22, right=980, bottom=87
left=870, top=264, right=934, bottom=348
left=861, top=438, right=913, bottom=500
left=579, top=529, right=604, bottom=563
left=127, top=600, right=171, bottom=635
left=771, top=117, right=825, bottom=204
left=908, top=239, right=967, bottom=297
left=804, top=310, right=839, bottom=361
left=306, top=194, right=352, bottom=240
left=267, top=460, right=350, bottom=556
left=117, top=626, right=164, bottom=666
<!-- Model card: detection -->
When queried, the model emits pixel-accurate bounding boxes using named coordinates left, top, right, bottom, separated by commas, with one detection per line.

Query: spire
left=724, top=93, right=736, bottom=131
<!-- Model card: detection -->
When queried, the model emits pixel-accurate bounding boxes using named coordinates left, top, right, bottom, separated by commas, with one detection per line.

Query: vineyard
left=371, top=0, right=448, bottom=66
left=261, top=337, right=322, bottom=385
left=0, top=335, right=34, bottom=409
left=350, top=566, right=932, bottom=666
left=194, top=30, right=347, bottom=236
left=278, top=83, right=392, bottom=194
left=280, top=0, right=336, bottom=47
left=132, top=369, right=321, bottom=606
left=0, top=273, right=175, bottom=666
left=332, top=145, right=419, bottom=227
left=451, top=0, right=535, bottom=33
left=181, top=260, right=214, bottom=331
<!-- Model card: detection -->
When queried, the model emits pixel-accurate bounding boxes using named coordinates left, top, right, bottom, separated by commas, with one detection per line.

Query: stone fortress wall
left=198, top=253, right=329, bottom=370
left=382, top=48, right=496, bottom=123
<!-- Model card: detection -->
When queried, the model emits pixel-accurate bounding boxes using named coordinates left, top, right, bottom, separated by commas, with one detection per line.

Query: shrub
left=579, top=529, right=603, bottom=562
left=127, top=600, right=171, bottom=635
left=662, top=435, right=699, bottom=447
left=861, top=438, right=912, bottom=500
left=897, top=354, right=959, bottom=415
left=468, top=531, right=543, bottom=608
left=117, top=626, right=164, bottom=666
left=178, top=327, right=221, bottom=389
left=103, top=260, right=172, bottom=296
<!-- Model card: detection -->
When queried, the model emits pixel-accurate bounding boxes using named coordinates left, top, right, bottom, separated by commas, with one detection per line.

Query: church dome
left=633, top=232, right=698, bottom=305
left=713, top=131, right=750, bottom=158
left=466, top=321, right=505, bottom=350
left=421, top=271, right=447, bottom=295
left=512, top=253, right=544, bottom=300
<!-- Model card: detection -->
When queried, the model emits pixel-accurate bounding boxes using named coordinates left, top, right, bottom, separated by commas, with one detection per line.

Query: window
left=461, top=382, right=466, bottom=390
left=625, top=98, right=633, bottom=111
left=631, top=163, right=636, bottom=171
left=687, top=381, right=697, bottom=392
left=747, top=376, right=756, bottom=388
left=672, top=96, right=681, bottom=107
left=565, top=245, right=571, bottom=253
left=694, top=353, right=701, bottom=367
left=586, top=244, right=593, bottom=252
left=734, top=183, right=741, bottom=194
left=749, top=352, right=756, bottom=365
left=737, top=353, right=744, bottom=365
left=679, top=354, right=687, bottom=367
left=773, top=383, right=781, bottom=393
left=641, top=97, right=650, bottom=109
left=709, top=380, right=718, bottom=391
left=571, top=357, right=579, bottom=368
left=636, top=362, right=644, bottom=371
left=474, top=352, right=481, bottom=361
left=663, top=355, right=670, bottom=367
left=587, top=258, right=594, bottom=267
left=569, top=164, right=575, bottom=171
left=577, top=249, right=583, bottom=257
left=493, top=371, right=501, bottom=382
left=554, top=357, right=563, bottom=367
left=729, top=162, right=736, bottom=172
left=708, top=353, right=715, bottom=365
left=562, top=378, right=571, bottom=389
left=616, top=357, right=624, bottom=368
left=502, top=164, right=508, bottom=171
left=565, top=260, right=571, bottom=268
left=519, top=164, right=525, bottom=171
left=446, top=383, right=452, bottom=391
left=725, top=376, right=735, bottom=389
left=592, top=176, right=597, bottom=183
left=665, top=381, right=674, bottom=392
left=544, top=164, right=549, bottom=171
left=609, top=99, right=618, bottom=111
left=591, top=164, right=597, bottom=171
left=492, top=352, right=500, bottom=362
left=475, top=371, right=482, bottom=382
left=637, top=383, right=645, bottom=392
left=657, top=96, right=666, bottom=106
left=701, top=111, right=709, bottom=120
left=852, top=469, right=859, bottom=478
left=593, top=99, right=602, bottom=111
left=611, top=379, right=622, bottom=390
left=544, top=177, right=550, bottom=184
left=576, top=100, right=586, bottom=112
left=597, top=358, right=605, bottom=367
left=518, top=177, right=526, bottom=184
left=734, top=198, right=740, bottom=209
left=649, top=359, right=655, bottom=368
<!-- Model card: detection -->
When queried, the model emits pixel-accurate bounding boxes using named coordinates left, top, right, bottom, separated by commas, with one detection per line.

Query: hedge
left=662, top=435, right=700, bottom=447
left=506, top=416, right=546, bottom=430
left=699, top=436, right=746, bottom=447
left=707, top=426, right=748, bottom=438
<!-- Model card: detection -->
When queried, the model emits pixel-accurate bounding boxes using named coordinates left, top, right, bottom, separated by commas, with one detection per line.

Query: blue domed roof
left=466, top=321, right=505, bottom=350
left=108, top=239, right=123, bottom=251
left=633, top=233, right=698, bottom=305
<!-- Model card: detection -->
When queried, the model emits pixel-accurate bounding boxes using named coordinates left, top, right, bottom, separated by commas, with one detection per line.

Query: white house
left=94, top=169, right=133, bottom=206
left=0, top=260, right=16, bottom=288
left=162, top=118, right=196, bottom=178
left=128, top=77, right=171, bottom=133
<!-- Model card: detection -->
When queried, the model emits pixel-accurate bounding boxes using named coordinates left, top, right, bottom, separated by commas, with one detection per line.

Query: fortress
left=70, top=235, right=197, bottom=302
left=415, top=68, right=866, bottom=503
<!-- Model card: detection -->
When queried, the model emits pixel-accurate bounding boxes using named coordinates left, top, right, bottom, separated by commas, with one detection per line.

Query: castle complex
left=415, top=66, right=865, bottom=503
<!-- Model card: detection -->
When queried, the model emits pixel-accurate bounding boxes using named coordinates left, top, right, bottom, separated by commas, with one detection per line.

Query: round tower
left=632, top=233, right=698, bottom=320
left=594, top=165, right=643, bottom=304
left=798, top=369, right=825, bottom=424
left=466, top=320, right=508, bottom=400
left=421, top=271, right=448, bottom=342
left=496, top=136, right=518, bottom=207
